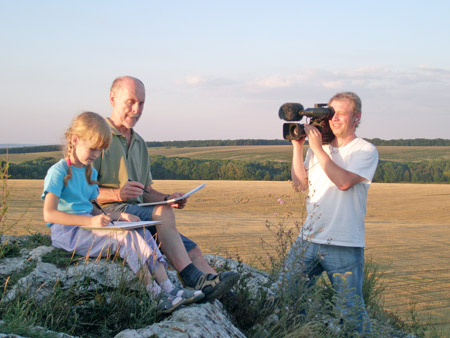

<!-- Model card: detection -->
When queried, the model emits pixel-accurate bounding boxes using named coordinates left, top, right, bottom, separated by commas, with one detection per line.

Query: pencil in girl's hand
left=92, top=200, right=115, bottom=225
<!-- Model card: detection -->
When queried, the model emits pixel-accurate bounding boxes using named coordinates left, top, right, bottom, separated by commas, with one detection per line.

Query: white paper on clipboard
left=138, top=183, right=206, bottom=207
left=81, top=220, right=161, bottom=231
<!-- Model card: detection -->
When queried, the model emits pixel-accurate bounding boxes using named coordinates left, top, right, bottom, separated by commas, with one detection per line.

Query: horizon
left=1, top=1, right=450, bottom=144
left=2, top=136, right=450, bottom=150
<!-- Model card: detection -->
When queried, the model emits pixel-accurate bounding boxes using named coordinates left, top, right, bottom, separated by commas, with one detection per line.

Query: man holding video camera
left=93, top=76, right=239, bottom=301
left=284, top=92, right=378, bottom=333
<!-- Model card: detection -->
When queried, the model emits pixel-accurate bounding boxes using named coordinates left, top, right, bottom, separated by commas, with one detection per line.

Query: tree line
left=150, top=156, right=290, bottom=181
left=0, top=145, right=61, bottom=154
left=374, top=160, right=450, bottom=183
left=2, top=157, right=58, bottom=179
left=146, top=139, right=291, bottom=148
left=2, top=138, right=450, bottom=154
left=367, top=138, right=450, bottom=146
left=2, top=156, right=450, bottom=183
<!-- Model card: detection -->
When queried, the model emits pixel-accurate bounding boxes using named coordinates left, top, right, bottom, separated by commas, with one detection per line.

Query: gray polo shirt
left=93, top=118, right=153, bottom=209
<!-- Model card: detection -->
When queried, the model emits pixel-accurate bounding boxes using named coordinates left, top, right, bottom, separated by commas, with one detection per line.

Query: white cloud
left=176, top=75, right=208, bottom=86
left=176, top=74, right=237, bottom=88
left=251, top=75, right=292, bottom=88
left=173, top=66, right=450, bottom=99
left=323, top=80, right=344, bottom=89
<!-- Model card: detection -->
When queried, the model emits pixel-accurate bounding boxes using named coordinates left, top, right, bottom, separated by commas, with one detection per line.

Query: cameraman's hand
left=291, top=137, right=306, bottom=150
left=305, top=124, right=323, bottom=153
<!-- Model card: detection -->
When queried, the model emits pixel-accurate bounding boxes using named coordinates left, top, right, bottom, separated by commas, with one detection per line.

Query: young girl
left=42, top=111, right=203, bottom=313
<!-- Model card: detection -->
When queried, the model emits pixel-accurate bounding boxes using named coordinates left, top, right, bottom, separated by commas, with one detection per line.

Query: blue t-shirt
left=42, top=159, right=99, bottom=223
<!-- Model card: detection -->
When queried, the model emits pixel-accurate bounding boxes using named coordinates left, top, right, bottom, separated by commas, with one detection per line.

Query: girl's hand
left=90, top=214, right=112, bottom=227
left=119, top=213, right=141, bottom=222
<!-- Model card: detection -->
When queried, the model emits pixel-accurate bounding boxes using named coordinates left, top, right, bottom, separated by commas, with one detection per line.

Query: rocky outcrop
left=115, top=301, right=245, bottom=338
left=0, top=235, right=419, bottom=338
left=0, top=235, right=271, bottom=338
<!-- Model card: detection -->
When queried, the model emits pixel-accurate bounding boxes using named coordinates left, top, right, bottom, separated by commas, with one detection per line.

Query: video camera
left=278, top=103, right=335, bottom=144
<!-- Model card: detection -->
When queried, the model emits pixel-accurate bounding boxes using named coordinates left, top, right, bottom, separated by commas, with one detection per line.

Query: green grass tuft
left=41, top=248, right=78, bottom=268
left=0, top=241, right=21, bottom=259
left=0, top=267, right=158, bottom=337
left=20, top=233, right=52, bottom=249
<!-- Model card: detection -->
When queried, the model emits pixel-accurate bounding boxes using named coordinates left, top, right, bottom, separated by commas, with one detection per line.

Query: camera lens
left=290, top=125, right=299, bottom=137
left=283, top=123, right=306, bottom=140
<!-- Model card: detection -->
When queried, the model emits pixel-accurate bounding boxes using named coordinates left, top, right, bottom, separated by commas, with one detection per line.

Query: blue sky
left=1, top=0, right=449, bottom=145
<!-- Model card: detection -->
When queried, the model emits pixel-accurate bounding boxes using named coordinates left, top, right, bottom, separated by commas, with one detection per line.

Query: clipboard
left=81, top=220, right=161, bottom=231
left=138, top=183, right=206, bottom=207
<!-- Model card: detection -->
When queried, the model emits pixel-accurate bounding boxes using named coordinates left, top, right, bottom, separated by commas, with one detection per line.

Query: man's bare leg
left=152, top=205, right=193, bottom=272
left=188, top=245, right=216, bottom=274
left=152, top=204, right=239, bottom=300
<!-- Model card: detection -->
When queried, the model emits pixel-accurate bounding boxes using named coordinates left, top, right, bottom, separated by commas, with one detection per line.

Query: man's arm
left=306, top=125, right=365, bottom=191
left=291, top=139, right=309, bottom=192
left=143, top=185, right=188, bottom=209
left=97, top=181, right=146, bottom=204
left=312, top=149, right=365, bottom=190
left=142, top=185, right=167, bottom=203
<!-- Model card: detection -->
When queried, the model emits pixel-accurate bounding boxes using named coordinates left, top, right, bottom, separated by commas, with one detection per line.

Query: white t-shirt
left=301, top=138, right=379, bottom=247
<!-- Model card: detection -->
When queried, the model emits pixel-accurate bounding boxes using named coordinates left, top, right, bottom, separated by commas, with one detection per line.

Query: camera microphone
left=278, top=103, right=304, bottom=121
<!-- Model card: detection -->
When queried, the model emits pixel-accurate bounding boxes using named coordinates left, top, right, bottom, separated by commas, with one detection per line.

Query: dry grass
left=364, top=183, right=450, bottom=333
left=2, top=179, right=450, bottom=334
left=148, top=145, right=450, bottom=163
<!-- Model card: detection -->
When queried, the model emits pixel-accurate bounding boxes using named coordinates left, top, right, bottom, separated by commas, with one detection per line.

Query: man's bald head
left=110, top=76, right=145, bottom=94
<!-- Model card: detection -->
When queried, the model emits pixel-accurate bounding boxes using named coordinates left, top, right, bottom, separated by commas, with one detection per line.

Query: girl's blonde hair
left=63, top=111, right=112, bottom=186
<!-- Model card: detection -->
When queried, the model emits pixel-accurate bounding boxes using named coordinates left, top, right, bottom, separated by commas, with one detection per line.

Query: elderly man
left=283, top=92, right=378, bottom=334
left=94, top=76, right=239, bottom=300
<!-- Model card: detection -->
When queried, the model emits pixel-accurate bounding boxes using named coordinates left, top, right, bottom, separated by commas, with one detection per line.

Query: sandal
left=157, top=294, right=183, bottom=314
left=169, top=287, right=205, bottom=304
left=191, top=271, right=240, bottom=301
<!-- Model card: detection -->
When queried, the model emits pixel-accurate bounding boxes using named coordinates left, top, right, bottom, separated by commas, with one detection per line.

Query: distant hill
left=0, top=144, right=41, bottom=148
left=146, top=138, right=450, bottom=147
left=367, top=138, right=450, bottom=146
left=1, top=138, right=450, bottom=155
left=0, top=145, right=60, bottom=154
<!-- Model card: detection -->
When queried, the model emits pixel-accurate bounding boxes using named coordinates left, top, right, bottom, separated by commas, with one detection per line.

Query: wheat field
left=4, top=145, right=450, bottom=164
left=2, top=179, right=450, bottom=334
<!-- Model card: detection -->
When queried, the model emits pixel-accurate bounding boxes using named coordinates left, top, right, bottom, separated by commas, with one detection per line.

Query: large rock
left=115, top=301, right=245, bottom=338
left=0, top=319, right=79, bottom=337
left=0, top=236, right=255, bottom=338
left=3, top=245, right=138, bottom=303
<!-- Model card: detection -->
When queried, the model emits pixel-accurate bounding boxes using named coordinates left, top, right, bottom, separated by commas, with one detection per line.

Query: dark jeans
left=283, top=238, right=371, bottom=334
